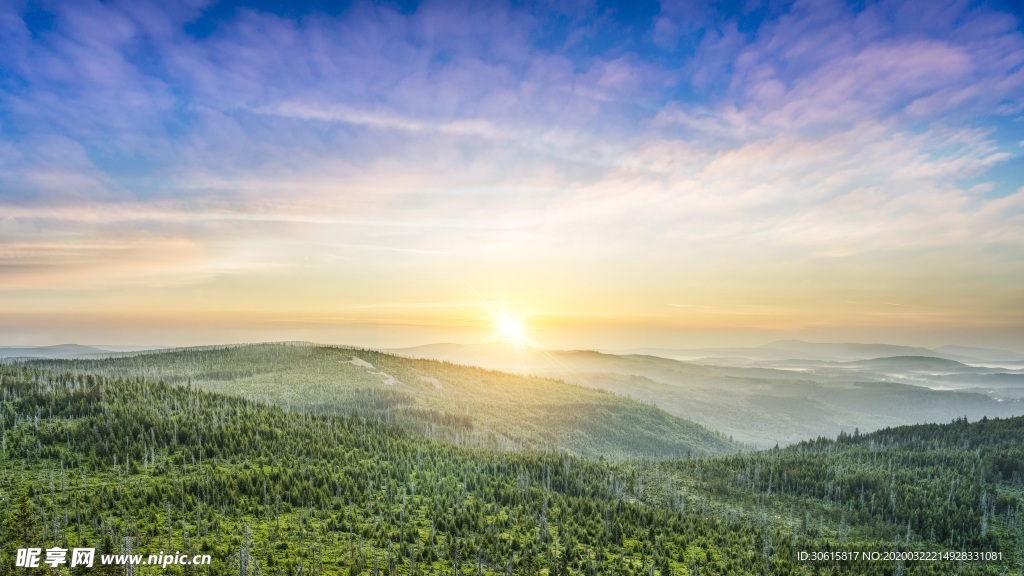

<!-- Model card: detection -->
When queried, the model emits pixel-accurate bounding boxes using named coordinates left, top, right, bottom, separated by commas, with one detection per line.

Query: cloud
left=258, top=101, right=500, bottom=138
left=545, top=121, right=1017, bottom=256
left=0, top=0, right=1021, bottom=314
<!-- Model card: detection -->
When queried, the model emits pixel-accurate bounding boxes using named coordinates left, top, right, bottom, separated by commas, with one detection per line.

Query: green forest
left=1, top=347, right=1022, bottom=574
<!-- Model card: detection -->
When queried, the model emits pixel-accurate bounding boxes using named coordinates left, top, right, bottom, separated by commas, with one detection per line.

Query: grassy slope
left=25, top=343, right=735, bottom=459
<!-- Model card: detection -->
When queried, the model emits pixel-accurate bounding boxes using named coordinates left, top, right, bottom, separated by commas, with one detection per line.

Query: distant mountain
left=610, top=340, right=1024, bottom=365
left=0, top=344, right=110, bottom=359
left=90, top=344, right=172, bottom=352
left=0, top=344, right=174, bottom=359
left=607, top=342, right=947, bottom=363
left=759, top=340, right=942, bottom=361
left=934, top=345, right=1024, bottom=362
left=930, top=372, right=1024, bottom=390
left=843, top=355, right=978, bottom=371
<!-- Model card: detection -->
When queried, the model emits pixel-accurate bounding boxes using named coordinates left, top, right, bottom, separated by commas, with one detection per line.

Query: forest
left=1, top=357, right=1022, bottom=574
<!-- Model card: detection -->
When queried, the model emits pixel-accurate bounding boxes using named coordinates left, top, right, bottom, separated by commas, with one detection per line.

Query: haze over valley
left=396, top=339, right=1024, bottom=446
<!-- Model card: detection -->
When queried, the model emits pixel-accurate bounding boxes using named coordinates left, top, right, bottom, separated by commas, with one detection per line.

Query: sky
left=1, top=0, right=1023, bottom=351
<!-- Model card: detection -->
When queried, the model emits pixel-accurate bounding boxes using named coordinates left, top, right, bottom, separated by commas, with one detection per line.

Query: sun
left=496, top=313, right=528, bottom=344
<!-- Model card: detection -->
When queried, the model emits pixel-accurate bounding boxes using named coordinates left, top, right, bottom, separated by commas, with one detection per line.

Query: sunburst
left=496, top=313, right=527, bottom=344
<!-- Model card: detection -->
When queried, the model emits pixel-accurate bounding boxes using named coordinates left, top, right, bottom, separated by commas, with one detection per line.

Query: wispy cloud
left=1, top=0, right=1022, bottom=346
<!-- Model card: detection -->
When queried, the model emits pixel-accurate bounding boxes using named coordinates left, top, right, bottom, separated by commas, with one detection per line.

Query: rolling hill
left=24, top=343, right=735, bottom=460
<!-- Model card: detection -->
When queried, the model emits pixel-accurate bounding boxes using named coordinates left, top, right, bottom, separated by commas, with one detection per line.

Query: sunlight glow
left=496, top=313, right=527, bottom=344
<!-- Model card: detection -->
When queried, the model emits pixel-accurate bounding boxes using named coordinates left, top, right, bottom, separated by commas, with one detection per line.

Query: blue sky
left=1, top=0, right=1022, bottom=349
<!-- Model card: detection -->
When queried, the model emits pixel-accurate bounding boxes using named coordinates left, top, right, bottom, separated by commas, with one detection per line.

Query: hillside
left=25, top=343, right=734, bottom=459
left=1, top=365, right=1020, bottom=574
left=653, top=415, right=1024, bottom=572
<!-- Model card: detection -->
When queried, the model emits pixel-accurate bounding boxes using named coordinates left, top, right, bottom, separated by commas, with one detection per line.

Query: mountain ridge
left=23, top=343, right=737, bottom=459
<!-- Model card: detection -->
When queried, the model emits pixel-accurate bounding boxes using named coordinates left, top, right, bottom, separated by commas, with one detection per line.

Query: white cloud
left=0, top=0, right=1021, bottom=299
